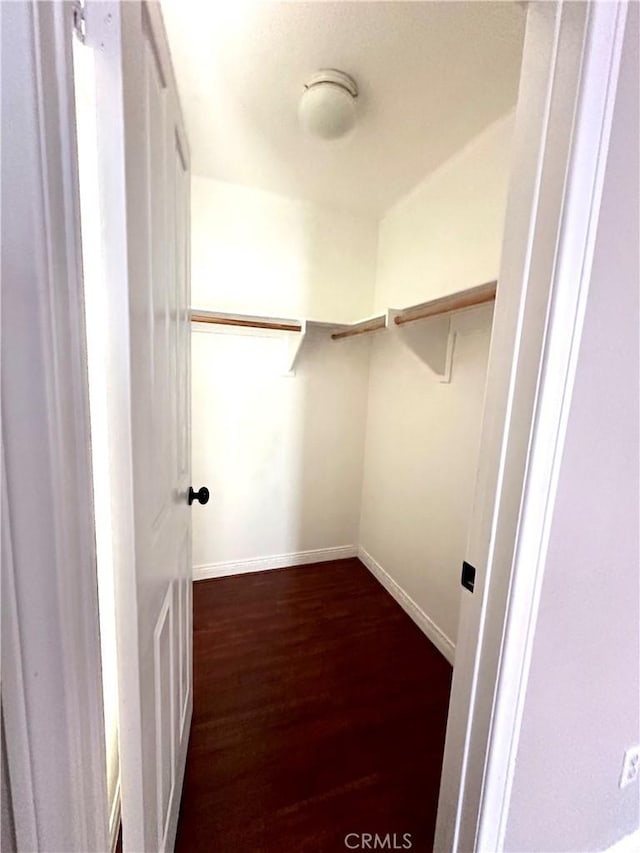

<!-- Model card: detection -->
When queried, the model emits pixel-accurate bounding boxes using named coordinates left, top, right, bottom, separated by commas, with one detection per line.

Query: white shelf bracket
left=441, top=320, right=456, bottom=384
left=284, top=319, right=307, bottom=376
left=388, top=309, right=456, bottom=383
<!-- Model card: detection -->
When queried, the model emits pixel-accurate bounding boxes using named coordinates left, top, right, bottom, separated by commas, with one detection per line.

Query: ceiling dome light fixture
left=298, top=69, right=358, bottom=141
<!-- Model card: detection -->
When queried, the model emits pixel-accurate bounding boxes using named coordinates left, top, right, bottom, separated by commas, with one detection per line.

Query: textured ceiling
left=161, top=1, right=525, bottom=216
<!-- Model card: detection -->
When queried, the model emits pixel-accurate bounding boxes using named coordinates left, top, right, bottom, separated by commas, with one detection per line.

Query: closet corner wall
left=359, top=111, right=515, bottom=658
left=190, top=110, right=516, bottom=660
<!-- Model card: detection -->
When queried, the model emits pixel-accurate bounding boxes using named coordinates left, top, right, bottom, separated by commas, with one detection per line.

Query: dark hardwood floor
left=175, top=558, right=452, bottom=853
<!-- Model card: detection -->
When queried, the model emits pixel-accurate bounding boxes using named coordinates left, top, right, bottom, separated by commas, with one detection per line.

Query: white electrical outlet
left=620, top=745, right=640, bottom=789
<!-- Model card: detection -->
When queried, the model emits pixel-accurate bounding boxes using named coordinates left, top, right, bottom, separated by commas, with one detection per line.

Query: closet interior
left=165, top=0, right=526, bottom=664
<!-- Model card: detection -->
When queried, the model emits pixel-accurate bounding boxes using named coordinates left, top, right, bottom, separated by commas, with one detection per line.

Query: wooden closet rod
left=394, top=280, right=497, bottom=326
left=191, top=312, right=302, bottom=333
left=331, top=316, right=387, bottom=341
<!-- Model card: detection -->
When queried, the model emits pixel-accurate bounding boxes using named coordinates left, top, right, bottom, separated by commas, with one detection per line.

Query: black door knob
left=188, top=486, right=209, bottom=506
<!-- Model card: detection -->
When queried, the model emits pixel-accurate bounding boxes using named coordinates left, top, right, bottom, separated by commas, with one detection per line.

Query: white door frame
left=435, top=1, right=629, bottom=850
left=1, top=1, right=629, bottom=851
left=1, top=2, right=109, bottom=851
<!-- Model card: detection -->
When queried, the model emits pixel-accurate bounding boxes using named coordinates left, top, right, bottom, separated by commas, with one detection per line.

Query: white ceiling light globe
left=299, top=70, right=358, bottom=141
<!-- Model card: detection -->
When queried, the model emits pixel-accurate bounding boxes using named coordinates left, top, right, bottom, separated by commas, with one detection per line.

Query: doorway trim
left=435, top=2, right=629, bottom=850
left=1, top=2, right=109, bottom=851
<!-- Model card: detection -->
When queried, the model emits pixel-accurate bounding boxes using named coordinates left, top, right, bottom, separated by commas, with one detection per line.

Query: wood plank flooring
left=175, top=558, right=452, bottom=853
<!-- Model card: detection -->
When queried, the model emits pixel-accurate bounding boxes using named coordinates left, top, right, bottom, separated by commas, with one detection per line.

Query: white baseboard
left=358, top=546, right=455, bottom=665
left=193, top=545, right=359, bottom=581
left=605, top=829, right=640, bottom=852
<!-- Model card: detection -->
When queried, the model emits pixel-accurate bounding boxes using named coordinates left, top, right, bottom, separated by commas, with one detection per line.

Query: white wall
left=191, top=326, right=371, bottom=572
left=374, top=112, right=514, bottom=312
left=359, top=308, right=494, bottom=652
left=191, top=175, right=378, bottom=322
left=504, top=5, right=639, bottom=849
left=359, top=113, right=515, bottom=652
left=190, top=177, right=377, bottom=572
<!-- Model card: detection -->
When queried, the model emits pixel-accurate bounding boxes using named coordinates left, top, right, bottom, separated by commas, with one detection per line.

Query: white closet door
left=85, top=2, right=192, bottom=850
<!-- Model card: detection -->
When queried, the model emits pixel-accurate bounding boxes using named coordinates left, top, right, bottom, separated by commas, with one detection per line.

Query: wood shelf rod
left=331, top=316, right=386, bottom=341
left=191, top=313, right=302, bottom=333
left=394, top=281, right=497, bottom=327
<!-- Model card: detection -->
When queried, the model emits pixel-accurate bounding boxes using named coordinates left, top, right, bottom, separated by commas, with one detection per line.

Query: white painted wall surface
left=359, top=306, right=494, bottom=650
left=359, top=115, right=514, bottom=652
left=374, top=112, right=514, bottom=313
left=504, top=6, right=639, bottom=850
left=191, top=327, right=370, bottom=572
left=191, top=176, right=378, bottom=322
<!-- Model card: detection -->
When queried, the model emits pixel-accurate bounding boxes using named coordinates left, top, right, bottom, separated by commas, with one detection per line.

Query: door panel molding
left=153, top=585, right=176, bottom=848
left=178, top=535, right=191, bottom=735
